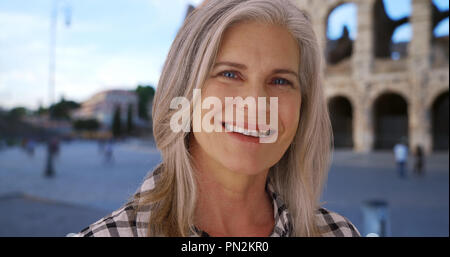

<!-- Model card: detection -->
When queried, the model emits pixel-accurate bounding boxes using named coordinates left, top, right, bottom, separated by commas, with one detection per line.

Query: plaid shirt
left=75, top=170, right=360, bottom=237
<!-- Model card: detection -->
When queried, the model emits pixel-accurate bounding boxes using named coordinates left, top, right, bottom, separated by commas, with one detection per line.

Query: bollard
left=361, top=200, right=390, bottom=237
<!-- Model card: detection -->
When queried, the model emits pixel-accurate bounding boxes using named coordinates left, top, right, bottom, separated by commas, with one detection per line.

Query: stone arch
left=373, top=0, right=411, bottom=59
left=325, top=1, right=357, bottom=69
left=431, top=91, right=449, bottom=151
left=328, top=95, right=354, bottom=148
left=426, top=85, right=450, bottom=110
left=368, top=84, right=411, bottom=109
left=373, top=92, right=409, bottom=149
left=431, top=0, right=449, bottom=38
left=430, top=0, right=449, bottom=67
left=326, top=87, right=358, bottom=110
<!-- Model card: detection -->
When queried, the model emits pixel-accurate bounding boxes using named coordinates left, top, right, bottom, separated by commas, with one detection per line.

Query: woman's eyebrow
left=213, top=62, right=299, bottom=80
left=272, top=69, right=300, bottom=81
left=214, top=61, right=247, bottom=70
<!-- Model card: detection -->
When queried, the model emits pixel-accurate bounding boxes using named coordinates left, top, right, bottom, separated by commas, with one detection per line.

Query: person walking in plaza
left=104, top=139, right=114, bottom=163
left=44, top=137, right=60, bottom=178
left=414, top=145, right=425, bottom=177
left=393, top=139, right=408, bottom=179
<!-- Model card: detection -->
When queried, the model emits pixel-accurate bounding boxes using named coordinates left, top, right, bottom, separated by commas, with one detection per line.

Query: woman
left=77, top=0, right=360, bottom=237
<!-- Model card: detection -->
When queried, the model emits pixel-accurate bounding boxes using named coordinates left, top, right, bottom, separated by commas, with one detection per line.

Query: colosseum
left=294, top=0, right=449, bottom=154
left=188, top=0, right=449, bottom=154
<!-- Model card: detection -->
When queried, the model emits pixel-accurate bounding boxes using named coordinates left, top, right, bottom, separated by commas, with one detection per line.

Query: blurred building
left=295, top=0, right=449, bottom=153
left=72, top=90, right=144, bottom=128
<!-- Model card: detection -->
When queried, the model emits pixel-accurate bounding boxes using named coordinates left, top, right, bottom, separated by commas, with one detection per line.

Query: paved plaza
left=322, top=150, right=448, bottom=236
left=0, top=140, right=448, bottom=236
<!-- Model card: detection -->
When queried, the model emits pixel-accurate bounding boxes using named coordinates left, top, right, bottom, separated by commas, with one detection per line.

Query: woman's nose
left=243, top=79, right=269, bottom=100
left=238, top=80, right=272, bottom=120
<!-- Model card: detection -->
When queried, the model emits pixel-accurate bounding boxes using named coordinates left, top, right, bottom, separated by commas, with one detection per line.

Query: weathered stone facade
left=295, top=0, right=449, bottom=153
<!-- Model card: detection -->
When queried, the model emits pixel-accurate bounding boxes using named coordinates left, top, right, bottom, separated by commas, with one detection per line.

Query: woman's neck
left=191, top=143, right=275, bottom=237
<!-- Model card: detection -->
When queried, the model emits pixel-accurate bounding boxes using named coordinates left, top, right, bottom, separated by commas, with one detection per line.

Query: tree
left=7, top=107, right=28, bottom=120
left=49, top=97, right=80, bottom=120
left=73, top=119, right=100, bottom=131
left=112, top=106, right=122, bottom=138
left=36, top=105, right=49, bottom=116
left=127, top=104, right=134, bottom=134
left=136, top=85, right=155, bottom=120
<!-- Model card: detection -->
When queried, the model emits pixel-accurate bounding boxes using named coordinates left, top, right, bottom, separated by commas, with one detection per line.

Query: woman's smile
left=221, top=121, right=274, bottom=144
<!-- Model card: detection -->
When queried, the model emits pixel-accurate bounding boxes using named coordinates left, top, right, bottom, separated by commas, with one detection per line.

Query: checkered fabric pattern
left=74, top=169, right=360, bottom=237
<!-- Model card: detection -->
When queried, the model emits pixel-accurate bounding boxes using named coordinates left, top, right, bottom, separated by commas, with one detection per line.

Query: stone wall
left=295, top=0, right=449, bottom=153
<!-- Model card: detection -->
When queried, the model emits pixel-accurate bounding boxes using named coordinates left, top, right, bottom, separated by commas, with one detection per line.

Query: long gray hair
left=134, top=0, right=332, bottom=237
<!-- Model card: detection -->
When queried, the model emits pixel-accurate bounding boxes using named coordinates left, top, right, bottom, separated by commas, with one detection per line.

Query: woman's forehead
left=216, top=21, right=300, bottom=69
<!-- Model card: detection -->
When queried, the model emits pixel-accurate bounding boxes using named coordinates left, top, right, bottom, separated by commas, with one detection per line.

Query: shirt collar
left=264, top=178, right=293, bottom=237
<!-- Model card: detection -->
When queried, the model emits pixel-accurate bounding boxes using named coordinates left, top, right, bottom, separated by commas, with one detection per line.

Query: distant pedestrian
left=44, top=137, right=60, bottom=178
left=26, top=139, right=36, bottom=157
left=98, top=138, right=105, bottom=153
left=393, top=140, right=408, bottom=179
left=414, top=145, right=425, bottom=177
left=104, top=139, right=114, bottom=163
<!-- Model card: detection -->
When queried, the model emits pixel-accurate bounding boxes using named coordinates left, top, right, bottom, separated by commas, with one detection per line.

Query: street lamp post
left=45, top=0, right=71, bottom=179
left=48, top=0, right=71, bottom=116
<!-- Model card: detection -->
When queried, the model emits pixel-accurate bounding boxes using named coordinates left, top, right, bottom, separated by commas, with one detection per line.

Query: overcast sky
left=0, top=0, right=448, bottom=110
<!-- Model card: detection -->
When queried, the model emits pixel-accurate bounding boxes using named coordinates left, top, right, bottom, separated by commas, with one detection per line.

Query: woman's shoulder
left=74, top=202, right=139, bottom=237
left=315, top=207, right=361, bottom=237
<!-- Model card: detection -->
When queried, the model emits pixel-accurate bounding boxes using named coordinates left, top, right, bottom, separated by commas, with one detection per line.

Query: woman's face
left=192, top=21, right=302, bottom=175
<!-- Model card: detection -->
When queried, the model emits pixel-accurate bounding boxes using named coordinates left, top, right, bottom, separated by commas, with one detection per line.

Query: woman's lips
left=223, top=122, right=272, bottom=136
left=230, top=120, right=271, bottom=132
left=219, top=121, right=278, bottom=145
left=222, top=122, right=262, bottom=144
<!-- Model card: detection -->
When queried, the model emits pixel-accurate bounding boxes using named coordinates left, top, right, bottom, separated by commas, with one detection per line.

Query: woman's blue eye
left=273, top=78, right=291, bottom=85
left=221, top=71, right=238, bottom=79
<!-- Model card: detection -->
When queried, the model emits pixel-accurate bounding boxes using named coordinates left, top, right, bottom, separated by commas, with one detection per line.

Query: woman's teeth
left=223, top=123, right=271, bottom=138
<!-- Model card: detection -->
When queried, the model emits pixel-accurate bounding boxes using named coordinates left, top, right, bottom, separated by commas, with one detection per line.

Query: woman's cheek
left=279, top=100, right=301, bottom=140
